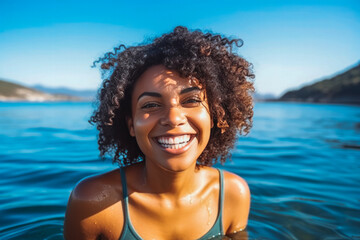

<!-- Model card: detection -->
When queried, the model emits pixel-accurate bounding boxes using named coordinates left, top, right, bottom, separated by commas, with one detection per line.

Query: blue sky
left=0, top=0, right=359, bottom=96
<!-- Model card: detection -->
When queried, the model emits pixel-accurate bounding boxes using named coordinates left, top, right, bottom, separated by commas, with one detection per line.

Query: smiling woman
left=64, top=26, right=254, bottom=240
left=128, top=65, right=213, bottom=172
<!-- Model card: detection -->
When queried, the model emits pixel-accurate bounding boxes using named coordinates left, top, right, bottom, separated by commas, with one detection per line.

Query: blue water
left=0, top=102, right=359, bottom=239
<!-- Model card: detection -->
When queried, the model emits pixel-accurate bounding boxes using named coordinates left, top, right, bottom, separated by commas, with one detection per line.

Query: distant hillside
left=32, top=85, right=96, bottom=100
left=0, top=79, right=82, bottom=102
left=253, top=92, right=276, bottom=101
left=280, top=63, right=360, bottom=104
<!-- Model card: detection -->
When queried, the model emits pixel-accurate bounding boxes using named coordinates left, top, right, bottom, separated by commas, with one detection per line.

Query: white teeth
left=157, top=135, right=191, bottom=149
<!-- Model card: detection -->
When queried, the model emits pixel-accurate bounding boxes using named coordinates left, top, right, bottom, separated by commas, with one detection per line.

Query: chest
left=126, top=191, right=221, bottom=239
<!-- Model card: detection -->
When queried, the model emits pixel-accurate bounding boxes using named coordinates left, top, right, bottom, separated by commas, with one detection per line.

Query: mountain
left=280, top=63, right=360, bottom=104
left=32, top=85, right=97, bottom=100
left=0, top=79, right=82, bottom=102
left=253, top=92, right=277, bottom=101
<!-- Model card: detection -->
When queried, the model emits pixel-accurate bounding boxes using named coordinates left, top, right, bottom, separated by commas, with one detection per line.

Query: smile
left=155, top=134, right=194, bottom=150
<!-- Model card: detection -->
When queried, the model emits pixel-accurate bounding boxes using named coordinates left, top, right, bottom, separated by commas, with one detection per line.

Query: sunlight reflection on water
left=0, top=102, right=359, bottom=239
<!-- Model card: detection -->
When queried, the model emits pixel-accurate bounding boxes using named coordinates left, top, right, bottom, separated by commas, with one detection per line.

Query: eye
left=182, top=97, right=202, bottom=107
left=141, top=102, right=161, bottom=109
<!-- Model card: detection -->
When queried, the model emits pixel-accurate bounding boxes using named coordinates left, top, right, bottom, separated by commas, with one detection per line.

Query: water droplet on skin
left=187, top=194, right=193, bottom=205
left=207, top=201, right=212, bottom=225
left=207, top=207, right=213, bottom=225
left=232, top=228, right=244, bottom=233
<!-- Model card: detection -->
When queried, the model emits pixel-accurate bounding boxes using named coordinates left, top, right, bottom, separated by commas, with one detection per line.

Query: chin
left=158, top=157, right=197, bottom=173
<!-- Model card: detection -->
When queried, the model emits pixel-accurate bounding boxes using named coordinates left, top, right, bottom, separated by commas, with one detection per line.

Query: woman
left=64, top=26, right=254, bottom=240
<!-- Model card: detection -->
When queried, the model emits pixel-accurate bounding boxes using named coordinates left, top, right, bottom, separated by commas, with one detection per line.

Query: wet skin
left=127, top=64, right=212, bottom=173
left=64, top=65, right=250, bottom=240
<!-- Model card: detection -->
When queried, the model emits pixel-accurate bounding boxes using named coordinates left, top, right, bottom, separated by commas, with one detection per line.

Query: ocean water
left=0, top=101, right=359, bottom=240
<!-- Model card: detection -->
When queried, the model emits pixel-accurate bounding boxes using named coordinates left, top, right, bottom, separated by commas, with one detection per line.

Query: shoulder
left=70, top=169, right=122, bottom=202
left=222, top=170, right=250, bottom=202
left=222, top=170, right=251, bottom=234
left=64, top=169, right=124, bottom=240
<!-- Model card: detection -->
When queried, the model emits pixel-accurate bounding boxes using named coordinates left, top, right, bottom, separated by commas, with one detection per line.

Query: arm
left=63, top=189, right=102, bottom=240
left=63, top=174, right=124, bottom=240
left=223, top=171, right=251, bottom=235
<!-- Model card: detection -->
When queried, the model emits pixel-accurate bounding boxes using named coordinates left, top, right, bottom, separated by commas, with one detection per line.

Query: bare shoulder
left=222, top=170, right=251, bottom=234
left=64, top=169, right=124, bottom=240
left=70, top=169, right=122, bottom=202
left=223, top=170, right=250, bottom=201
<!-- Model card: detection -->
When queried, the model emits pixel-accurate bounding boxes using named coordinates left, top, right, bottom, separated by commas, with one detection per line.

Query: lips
left=154, top=134, right=195, bottom=153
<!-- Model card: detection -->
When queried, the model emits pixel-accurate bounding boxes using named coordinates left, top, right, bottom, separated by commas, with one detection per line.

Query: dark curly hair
left=90, top=26, right=255, bottom=166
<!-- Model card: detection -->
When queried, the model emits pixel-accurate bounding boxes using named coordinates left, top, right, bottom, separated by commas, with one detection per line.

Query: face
left=127, top=65, right=212, bottom=172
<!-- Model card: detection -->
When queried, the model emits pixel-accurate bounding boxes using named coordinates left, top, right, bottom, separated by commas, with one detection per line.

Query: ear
left=126, top=117, right=135, bottom=137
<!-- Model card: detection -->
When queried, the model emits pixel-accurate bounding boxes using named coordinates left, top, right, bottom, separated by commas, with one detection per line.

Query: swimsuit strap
left=119, top=167, right=225, bottom=240
left=197, top=168, right=225, bottom=240
left=218, top=168, right=224, bottom=234
left=119, top=167, right=128, bottom=235
left=119, top=167, right=140, bottom=239
left=120, top=167, right=128, bottom=198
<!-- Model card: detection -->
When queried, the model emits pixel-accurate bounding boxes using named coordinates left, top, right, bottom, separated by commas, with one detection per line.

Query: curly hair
left=90, top=26, right=255, bottom=166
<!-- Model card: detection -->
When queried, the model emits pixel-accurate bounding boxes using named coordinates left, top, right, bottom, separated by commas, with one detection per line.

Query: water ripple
left=1, top=102, right=359, bottom=239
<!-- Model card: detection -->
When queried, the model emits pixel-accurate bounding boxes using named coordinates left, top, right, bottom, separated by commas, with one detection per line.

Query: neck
left=143, top=160, right=199, bottom=199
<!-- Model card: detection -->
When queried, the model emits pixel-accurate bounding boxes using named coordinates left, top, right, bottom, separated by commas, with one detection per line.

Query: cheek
left=192, top=109, right=212, bottom=138
left=198, top=110, right=212, bottom=124
left=132, top=113, right=159, bottom=145
left=133, top=113, right=151, bottom=131
left=132, top=114, right=154, bottom=152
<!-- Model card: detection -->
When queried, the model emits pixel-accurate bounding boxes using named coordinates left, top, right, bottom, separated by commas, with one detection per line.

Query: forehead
left=132, top=65, right=202, bottom=96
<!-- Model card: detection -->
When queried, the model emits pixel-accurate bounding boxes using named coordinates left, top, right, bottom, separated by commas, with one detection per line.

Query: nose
left=160, top=106, right=187, bottom=127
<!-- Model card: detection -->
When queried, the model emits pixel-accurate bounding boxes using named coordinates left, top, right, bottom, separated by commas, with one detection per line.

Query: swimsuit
left=119, top=167, right=224, bottom=240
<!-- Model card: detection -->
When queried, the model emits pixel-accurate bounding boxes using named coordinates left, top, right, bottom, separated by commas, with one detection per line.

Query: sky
left=0, top=0, right=359, bottom=96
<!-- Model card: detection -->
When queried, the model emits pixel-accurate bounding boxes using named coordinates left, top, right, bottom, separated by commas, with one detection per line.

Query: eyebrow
left=137, top=92, right=161, bottom=100
left=180, top=86, right=201, bottom=94
left=137, top=87, right=201, bottom=101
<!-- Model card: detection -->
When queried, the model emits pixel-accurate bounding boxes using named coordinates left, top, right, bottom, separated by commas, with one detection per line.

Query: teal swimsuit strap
left=218, top=168, right=224, bottom=234
left=196, top=168, right=224, bottom=240
left=119, top=167, right=140, bottom=240
left=119, top=167, right=225, bottom=240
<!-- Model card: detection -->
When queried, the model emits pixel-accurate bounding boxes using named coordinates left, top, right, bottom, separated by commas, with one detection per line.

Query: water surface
left=0, top=102, right=359, bottom=239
